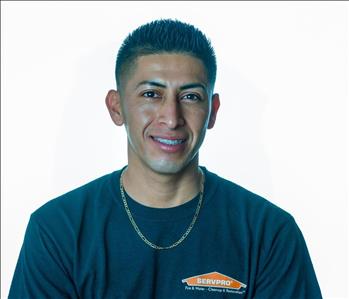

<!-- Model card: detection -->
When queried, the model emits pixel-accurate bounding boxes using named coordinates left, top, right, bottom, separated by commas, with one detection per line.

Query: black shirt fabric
left=9, top=167, right=322, bottom=298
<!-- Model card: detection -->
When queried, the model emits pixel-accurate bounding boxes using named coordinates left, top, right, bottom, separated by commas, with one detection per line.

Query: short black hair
left=115, top=19, right=217, bottom=91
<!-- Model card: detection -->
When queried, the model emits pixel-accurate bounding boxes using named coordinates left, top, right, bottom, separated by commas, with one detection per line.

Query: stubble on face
left=119, top=53, right=215, bottom=176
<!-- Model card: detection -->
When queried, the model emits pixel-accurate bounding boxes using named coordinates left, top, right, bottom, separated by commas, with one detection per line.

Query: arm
left=253, top=218, right=322, bottom=299
left=9, top=215, right=78, bottom=299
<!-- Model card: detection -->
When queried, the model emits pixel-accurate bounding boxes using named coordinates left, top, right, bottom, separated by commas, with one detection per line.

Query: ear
left=208, top=93, right=220, bottom=129
left=105, top=89, right=124, bottom=126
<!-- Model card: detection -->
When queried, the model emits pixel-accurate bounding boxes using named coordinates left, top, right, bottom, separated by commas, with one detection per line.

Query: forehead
left=124, top=53, right=209, bottom=89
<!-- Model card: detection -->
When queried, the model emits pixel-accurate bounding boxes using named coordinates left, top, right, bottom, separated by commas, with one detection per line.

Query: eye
left=142, top=90, right=161, bottom=98
left=181, top=93, right=202, bottom=102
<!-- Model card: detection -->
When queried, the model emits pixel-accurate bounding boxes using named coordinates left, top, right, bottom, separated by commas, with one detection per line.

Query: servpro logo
left=182, top=271, right=246, bottom=294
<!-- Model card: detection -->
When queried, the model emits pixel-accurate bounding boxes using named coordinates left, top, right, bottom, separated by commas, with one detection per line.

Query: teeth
left=153, top=137, right=185, bottom=145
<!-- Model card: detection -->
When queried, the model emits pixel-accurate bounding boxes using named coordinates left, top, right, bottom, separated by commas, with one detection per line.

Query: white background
left=1, top=1, right=348, bottom=298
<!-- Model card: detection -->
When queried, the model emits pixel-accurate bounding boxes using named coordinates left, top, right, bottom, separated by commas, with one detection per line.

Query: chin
left=146, top=159, right=189, bottom=175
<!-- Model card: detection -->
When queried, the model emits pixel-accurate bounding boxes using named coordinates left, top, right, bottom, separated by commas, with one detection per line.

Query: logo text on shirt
left=182, top=271, right=246, bottom=295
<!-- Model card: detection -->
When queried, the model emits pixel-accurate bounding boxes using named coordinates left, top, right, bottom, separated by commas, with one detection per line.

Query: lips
left=150, top=135, right=187, bottom=153
left=152, top=136, right=186, bottom=145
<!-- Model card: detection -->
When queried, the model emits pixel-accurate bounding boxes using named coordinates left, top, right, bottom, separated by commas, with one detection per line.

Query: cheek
left=185, top=107, right=210, bottom=131
left=125, top=103, right=155, bottom=134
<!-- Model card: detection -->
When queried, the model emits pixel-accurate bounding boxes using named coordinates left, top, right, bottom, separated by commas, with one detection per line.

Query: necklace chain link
left=119, top=168, right=205, bottom=250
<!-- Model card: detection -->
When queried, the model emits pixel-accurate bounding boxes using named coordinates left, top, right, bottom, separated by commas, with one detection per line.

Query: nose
left=157, top=96, right=185, bottom=129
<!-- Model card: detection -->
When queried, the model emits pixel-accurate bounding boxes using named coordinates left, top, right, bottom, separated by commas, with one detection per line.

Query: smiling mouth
left=151, top=136, right=186, bottom=145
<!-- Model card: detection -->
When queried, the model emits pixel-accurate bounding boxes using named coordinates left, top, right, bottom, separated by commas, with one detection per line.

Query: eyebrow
left=136, top=80, right=207, bottom=92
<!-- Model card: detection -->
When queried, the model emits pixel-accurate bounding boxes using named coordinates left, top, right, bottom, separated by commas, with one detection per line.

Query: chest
left=73, top=208, right=256, bottom=299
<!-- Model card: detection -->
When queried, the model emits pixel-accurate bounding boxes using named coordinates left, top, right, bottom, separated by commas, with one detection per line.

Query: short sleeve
left=9, top=215, right=78, bottom=299
left=252, top=217, right=322, bottom=299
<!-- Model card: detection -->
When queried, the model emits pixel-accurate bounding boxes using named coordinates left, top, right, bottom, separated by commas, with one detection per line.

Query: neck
left=121, top=161, right=202, bottom=208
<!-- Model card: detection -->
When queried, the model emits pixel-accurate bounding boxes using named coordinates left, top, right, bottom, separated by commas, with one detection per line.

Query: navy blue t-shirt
left=9, top=167, right=322, bottom=298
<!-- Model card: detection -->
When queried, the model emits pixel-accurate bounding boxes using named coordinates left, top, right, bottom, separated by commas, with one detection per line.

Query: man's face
left=108, top=53, right=220, bottom=175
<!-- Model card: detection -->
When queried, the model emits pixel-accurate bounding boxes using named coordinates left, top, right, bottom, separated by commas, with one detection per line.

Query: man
left=9, top=19, right=322, bottom=298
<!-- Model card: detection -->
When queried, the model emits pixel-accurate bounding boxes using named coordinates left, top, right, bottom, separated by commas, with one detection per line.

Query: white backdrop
left=1, top=2, right=348, bottom=298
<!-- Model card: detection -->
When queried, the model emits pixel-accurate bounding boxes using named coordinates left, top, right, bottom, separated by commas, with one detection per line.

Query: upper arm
left=9, top=215, right=78, bottom=299
left=252, top=218, right=322, bottom=299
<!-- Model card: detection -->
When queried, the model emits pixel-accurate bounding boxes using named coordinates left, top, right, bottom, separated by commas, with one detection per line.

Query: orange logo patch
left=182, top=271, right=247, bottom=290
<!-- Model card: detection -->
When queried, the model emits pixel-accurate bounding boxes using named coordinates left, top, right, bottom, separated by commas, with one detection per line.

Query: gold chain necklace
left=119, top=168, right=205, bottom=250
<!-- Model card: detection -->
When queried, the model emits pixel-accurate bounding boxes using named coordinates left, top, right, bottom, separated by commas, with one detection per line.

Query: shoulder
left=204, top=168, right=294, bottom=230
left=204, top=169, right=304, bottom=255
left=30, top=170, right=121, bottom=227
